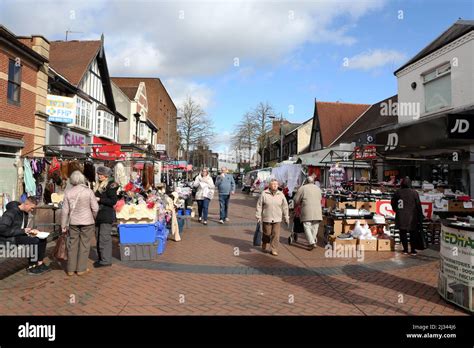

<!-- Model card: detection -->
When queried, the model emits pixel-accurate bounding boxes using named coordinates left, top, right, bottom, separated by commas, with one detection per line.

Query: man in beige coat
left=256, top=179, right=289, bottom=256
left=293, top=176, right=322, bottom=250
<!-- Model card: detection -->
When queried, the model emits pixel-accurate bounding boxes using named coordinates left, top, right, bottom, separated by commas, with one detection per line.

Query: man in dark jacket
left=0, top=197, right=50, bottom=275
left=391, top=177, right=424, bottom=255
left=94, top=166, right=118, bottom=268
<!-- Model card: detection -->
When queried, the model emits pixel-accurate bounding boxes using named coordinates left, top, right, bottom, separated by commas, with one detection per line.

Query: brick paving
left=0, top=192, right=468, bottom=316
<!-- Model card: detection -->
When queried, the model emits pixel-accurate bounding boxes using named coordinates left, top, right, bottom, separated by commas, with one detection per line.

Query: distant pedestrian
left=61, top=171, right=99, bottom=276
left=293, top=176, right=322, bottom=250
left=391, top=177, right=424, bottom=256
left=256, top=179, right=289, bottom=256
left=94, top=166, right=118, bottom=268
left=216, top=167, right=235, bottom=224
left=193, top=168, right=215, bottom=225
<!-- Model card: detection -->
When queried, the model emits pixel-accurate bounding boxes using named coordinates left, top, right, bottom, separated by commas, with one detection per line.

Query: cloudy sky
left=1, top=0, right=473, bottom=155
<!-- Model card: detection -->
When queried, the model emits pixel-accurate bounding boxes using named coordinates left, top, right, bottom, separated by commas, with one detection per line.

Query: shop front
left=0, top=136, right=24, bottom=207
left=46, top=124, right=91, bottom=157
left=376, top=110, right=473, bottom=196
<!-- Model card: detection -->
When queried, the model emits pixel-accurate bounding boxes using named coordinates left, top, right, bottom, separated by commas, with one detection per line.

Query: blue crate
left=185, top=209, right=192, bottom=216
left=177, top=209, right=184, bottom=216
left=156, top=236, right=167, bottom=255
left=118, top=223, right=156, bottom=244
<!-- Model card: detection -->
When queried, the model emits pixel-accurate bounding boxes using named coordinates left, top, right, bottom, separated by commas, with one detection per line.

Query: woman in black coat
left=94, top=166, right=118, bottom=268
left=391, top=177, right=424, bottom=255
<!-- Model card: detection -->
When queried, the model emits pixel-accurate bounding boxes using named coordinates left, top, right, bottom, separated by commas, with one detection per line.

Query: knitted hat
left=97, top=166, right=112, bottom=177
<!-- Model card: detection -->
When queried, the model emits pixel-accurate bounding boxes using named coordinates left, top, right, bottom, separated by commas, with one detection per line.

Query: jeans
left=14, top=235, right=47, bottom=265
left=219, top=195, right=230, bottom=220
left=197, top=198, right=210, bottom=221
left=302, top=221, right=320, bottom=245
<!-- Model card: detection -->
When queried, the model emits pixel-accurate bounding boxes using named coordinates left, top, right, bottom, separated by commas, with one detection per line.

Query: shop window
left=423, top=63, right=452, bottom=113
left=7, top=59, right=21, bottom=104
left=75, top=97, right=91, bottom=130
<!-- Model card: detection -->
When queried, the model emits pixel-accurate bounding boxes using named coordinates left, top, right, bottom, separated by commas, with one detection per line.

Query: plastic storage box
left=156, top=236, right=167, bottom=255
left=119, top=243, right=157, bottom=261
left=118, top=223, right=156, bottom=244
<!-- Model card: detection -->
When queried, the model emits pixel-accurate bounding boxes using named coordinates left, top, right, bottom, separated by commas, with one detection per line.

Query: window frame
left=7, top=59, right=22, bottom=105
left=422, top=62, right=452, bottom=113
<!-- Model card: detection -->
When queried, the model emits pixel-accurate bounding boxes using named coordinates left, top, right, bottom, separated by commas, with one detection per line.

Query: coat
left=293, top=183, right=323, bottom=222
left=256, top=189, right=289, bottom=224
left=391, top=188, right=423, bottom=231
left=193, top=175, right=215, bottom=200
left=95, top=180, right=119, bottom=224
left=215, top=174, right=236, bottom=195
left=61, top=184, right=99, bottom=228
left=0, top=202, right=28, bottom=243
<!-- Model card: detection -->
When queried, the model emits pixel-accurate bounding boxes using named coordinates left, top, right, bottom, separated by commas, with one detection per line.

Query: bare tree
left=178, top=96, right=214, bottom=161
left=251, top=102, right=275, bottom=168
left=237, top=112, right=258, bottom=164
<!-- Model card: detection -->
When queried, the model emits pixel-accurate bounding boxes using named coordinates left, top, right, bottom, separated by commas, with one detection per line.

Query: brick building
left=0, top=25, right=49, bottom=198
left=112, top=77, right=178, bottom=159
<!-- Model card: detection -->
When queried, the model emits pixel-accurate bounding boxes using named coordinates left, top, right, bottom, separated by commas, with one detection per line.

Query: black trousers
left=399, top=229, right=417, bottom=253
left=14, top=235, right=47, bottom=264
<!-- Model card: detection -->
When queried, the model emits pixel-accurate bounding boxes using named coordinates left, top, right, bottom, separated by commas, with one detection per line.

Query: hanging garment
left=43, top=182, right=53, bottom=204
left=115, top=162, right=128, bottom=187
left=48, top=157, right=60, bottom=177
left=36, top=184, right=43, bottom=201
left=60, top=160, right=69, bottom=181
left=83, top=161, right=96, bottom=184
left=68, top=160, right=83, bottom=177
left=23, top=158, right=36, bottom=197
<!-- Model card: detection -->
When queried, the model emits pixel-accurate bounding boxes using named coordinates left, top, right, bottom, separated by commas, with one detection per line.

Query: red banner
left=376, top=200, right=433, bottom=219
left=92, top=136, right=125, bottom=160
left=354, top=145, right=377, bottom=160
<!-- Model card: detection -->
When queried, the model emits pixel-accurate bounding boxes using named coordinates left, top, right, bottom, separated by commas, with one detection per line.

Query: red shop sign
left=376, top=200, right=433, bottom=219
left=354, top=145, right=377, bottom=160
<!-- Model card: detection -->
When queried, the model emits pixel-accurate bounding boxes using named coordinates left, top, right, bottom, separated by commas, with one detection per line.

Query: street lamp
left=133, top=112, right=141, bottom=144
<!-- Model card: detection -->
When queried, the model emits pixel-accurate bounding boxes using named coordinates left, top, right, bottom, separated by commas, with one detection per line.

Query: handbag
left=53, top=233, right=68, bottom=261
left=253, top=222, right=262, bottom=246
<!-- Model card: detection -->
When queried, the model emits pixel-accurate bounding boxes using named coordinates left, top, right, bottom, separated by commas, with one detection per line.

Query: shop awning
left=297, top=148, right=371, bottom=168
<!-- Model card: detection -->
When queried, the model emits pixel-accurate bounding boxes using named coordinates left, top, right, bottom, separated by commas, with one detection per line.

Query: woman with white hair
left=61, top=170, right=99, bottom=276
left=193, top=168, right=215, bottom=225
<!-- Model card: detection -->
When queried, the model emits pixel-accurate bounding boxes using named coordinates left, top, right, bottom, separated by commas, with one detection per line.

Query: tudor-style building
left=46, top=36, right=126, bottom=158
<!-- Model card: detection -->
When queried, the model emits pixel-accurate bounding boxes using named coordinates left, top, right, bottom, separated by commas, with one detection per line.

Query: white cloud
left=343, top=49, right=407, bottom=71
left=0, top=0, right=387, bottom=78
left=164, top=78, right=213, bottom=110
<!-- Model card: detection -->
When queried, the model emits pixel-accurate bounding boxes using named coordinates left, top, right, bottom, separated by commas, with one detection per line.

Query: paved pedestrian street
left=0, top=193, right=467, bottom=316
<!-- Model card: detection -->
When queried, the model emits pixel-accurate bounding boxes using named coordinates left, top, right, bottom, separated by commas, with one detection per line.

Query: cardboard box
left=448, top=201, right=474, bottom=212
left=329, top=236, right=358, bottom=248
left=356, top=201, right=376, bottom=213
left=342, top=219, right=375, bottom=233
left=357, top=239, right=377, bottom=251
left=377, top=238, right=395, bottom=251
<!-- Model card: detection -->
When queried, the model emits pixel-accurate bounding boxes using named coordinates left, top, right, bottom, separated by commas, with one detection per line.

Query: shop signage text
left=354, top=145, right=377, bottom=159
left=63, top=131, right=85, bottom=151
left=376, top=200, right=433, bottom=219
left=46, top=95, right=75, bottom=124
left=448, top=114, right=474, bottom=139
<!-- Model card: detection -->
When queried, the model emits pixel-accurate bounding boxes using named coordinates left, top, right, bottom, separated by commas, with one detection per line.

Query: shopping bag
left=53, top=233, right=68, bottom=261
left=413, top=225, right=427, bottom=250
left=253, top=222, right=262, bottom=246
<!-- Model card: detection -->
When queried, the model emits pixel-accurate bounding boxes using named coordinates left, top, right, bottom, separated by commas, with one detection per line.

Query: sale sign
left=376, top=200, right=433, bottom=219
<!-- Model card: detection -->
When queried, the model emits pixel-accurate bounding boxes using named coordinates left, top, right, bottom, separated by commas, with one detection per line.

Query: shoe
left=219, top=220, right=224, bottom=224
left=93, top=262, right=112, bottom=268
left=203, top=221, right=208, bottom=225
left=225, top=218, right=230, bottom=222
left=262, top=243, right=267, bottom=252
left=198, top=217, right=202, bottom=222
left=27, top=264, right=50, bottom=276
left=76, top=268, right=90, bottom=276
left=67, top=272, right=75, bottom=276
left=410, top=251, right=418, bottom=256
left=308, top=243, right=316, bottom=251
left=402, top=251, right=409, bottom=255
left=271, top=250, right=278, bottom=256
